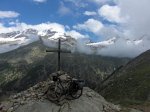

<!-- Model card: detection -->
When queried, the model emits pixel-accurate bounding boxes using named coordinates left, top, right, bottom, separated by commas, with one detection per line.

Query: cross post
left=46, top=38, right=71, bottom=71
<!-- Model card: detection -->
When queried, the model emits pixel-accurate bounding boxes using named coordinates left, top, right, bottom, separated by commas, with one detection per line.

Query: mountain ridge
left=0, top=28, right=150, bottom=57
left=0, top=40, right=130, bottom=96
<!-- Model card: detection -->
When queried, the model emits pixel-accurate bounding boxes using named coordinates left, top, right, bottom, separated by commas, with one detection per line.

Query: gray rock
left=1, top=72, right=121, bottom=112
left=15, top=87, right=120, bottom=112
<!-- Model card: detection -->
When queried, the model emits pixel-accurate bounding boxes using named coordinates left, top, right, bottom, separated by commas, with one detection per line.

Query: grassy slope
left=101, top=50, right=150, bottom=105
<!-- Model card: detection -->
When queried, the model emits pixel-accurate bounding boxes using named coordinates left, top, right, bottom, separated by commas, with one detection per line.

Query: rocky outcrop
left=15, top=87, right=121, bottom=112
left=0, top=77, right=121, bottom=112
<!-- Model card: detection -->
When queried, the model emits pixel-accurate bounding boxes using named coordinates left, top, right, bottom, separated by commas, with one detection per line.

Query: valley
left=0, top=40, right=130, bottom=94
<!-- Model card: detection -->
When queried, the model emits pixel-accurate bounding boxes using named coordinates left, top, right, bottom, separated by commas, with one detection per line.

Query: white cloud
left=98, top=5, right=125, bottom=23
left=66, top=30, right=88, bottom=40
left=0, top=23, right=18, bottom=33
left=8, top=19, right=19, bottom=26
left=89, top=0, right=103, bottom=4
left=64, top=0, right=88, bottom=8
left=0, top=11, right=19, bottom=18
left=92, top=0, right=150, bottom=57
left=58, top=2, right=71, bottom=16
left=84, top=11, right=97, bottom=16
left=74, top=18, right=104, bottom=36
left=1, top=0, right=150, bottom=57
left=0, top=22, right=65, bottom=34
left=117, top=0, right=150, bottom=38
left=98, top=0, right=150, bottom=39
left=89, top=0, right=117, bottom=4
left=97, top=37, right=150, bottom=57
left=33, top=0, right=47, bottom=3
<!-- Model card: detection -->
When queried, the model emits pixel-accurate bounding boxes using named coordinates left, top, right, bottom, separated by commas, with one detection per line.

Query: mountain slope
left=0, top=40, right=130, bottom=95
left=100, top=50, right=150, bottom=104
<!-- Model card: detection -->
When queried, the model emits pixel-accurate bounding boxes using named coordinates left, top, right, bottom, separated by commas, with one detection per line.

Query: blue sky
left=0, top=0, right=98, bottom=25
left=0, top=0, right=109, bottom=41
left=0, top=0, right=121, bottom=41
left=0, top=0, right=150, bottom=57
left=0, top=0, right=150, bottom=42
left=0, top=0, right=64, bottom=24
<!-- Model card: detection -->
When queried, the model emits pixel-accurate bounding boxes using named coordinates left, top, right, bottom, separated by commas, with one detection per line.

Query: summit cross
left=46, top=38, right=71, bottom=71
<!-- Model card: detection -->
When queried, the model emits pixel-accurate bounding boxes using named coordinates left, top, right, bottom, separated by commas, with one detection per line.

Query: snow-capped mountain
left=86, top=37, right=147, bottom=49
left=86, top=36, right=150, bottom=57
left=0, top=28, right=79, bottom=53
left=0, top=28, right=150, bottom=57
left=0, top=29, right=39, bottom=53
left=86, top=37, right=117, bottom=49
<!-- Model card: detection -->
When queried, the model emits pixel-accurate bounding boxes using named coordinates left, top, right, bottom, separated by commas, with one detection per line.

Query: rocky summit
left=0, top=72, right=121, bottom=112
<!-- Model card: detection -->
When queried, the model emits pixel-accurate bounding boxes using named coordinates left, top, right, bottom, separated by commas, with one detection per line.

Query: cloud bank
left=97, top=37, right=150, bottom=57
left=117, top=0, right=150, bottom=38
left=71, top=0, right=150, bottom=57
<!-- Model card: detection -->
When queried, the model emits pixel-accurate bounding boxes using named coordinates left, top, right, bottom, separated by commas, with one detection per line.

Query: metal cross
left=46, top=38, right=71, bottom=71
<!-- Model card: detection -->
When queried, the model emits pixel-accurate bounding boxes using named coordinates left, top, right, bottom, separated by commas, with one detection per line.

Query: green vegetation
left=101, top=50, right=150, bottom=105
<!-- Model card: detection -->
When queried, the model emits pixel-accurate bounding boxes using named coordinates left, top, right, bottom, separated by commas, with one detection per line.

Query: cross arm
left=46, top=49, right=71, bottom=53
left=46, top=49, right=58, bottom=52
